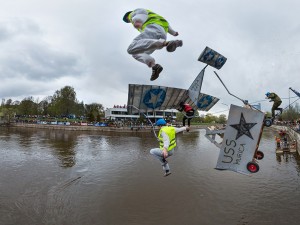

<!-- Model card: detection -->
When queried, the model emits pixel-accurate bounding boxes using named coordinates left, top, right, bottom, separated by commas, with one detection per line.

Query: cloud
left=0, top=0, right=300, bottom=114
left=0, top=18, right=86, bottom=100
left=0, top=18, right=41, bottom=42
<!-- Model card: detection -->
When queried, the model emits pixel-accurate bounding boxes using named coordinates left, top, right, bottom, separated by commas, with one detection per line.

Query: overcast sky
left=0, top=0, right=299, bottom=115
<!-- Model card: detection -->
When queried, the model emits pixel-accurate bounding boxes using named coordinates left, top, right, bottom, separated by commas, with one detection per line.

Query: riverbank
left=10, top=122, right=214, bottom=133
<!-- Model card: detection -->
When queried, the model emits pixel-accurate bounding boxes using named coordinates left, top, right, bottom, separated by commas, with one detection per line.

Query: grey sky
left=0, top=0, right=299, bottom=115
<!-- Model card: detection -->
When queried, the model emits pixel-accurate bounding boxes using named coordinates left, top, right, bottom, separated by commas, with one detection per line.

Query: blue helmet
left=156, top=119, right=167, bottom=126
left=265, top=92, right=270, bottom=97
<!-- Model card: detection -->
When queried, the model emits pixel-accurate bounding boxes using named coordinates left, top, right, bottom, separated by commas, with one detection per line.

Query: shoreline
left=8, top=123, right=214, bottom=132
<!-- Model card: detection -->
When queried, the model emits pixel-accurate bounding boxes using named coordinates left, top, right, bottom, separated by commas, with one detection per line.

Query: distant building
left=105, top=105, right=177, bottom=122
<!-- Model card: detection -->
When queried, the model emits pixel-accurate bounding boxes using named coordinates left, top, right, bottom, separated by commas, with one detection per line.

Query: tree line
left=4, top=85, right=298, bottom=126
left=175, top=110, right=227, bottom=124
left=276, top=103, right=300, bottom=122
left=0, top=85, right=230, bottom=125
left=0, top=86, right=104, bottom=123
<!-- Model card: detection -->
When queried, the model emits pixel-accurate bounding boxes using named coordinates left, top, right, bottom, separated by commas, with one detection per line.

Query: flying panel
left=198, top=46, right=227, bottom=70
left=127, top=84, right=219, bottom=114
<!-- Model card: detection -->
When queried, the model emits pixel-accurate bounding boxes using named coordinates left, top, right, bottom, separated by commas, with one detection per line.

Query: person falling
left=123, top=8, right=183, bottom=81
left=178, top=102, right=195, bottom=128
left=150, top=119, right=189, bottom=177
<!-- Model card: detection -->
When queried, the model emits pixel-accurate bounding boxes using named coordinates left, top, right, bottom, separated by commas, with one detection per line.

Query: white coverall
left=127, top=8, right=178, bottom=68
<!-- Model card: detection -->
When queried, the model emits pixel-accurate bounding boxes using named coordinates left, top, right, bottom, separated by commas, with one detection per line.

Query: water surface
left=1, top=127, right=300, bottom=225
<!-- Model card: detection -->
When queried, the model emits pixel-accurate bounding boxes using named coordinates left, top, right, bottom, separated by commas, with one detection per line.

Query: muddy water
left=1, top=127, right=300, bottom=225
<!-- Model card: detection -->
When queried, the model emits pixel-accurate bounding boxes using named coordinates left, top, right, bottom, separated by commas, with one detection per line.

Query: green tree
left=217, top=114, right=227, bottom=124
left=1, top=107, right=15, bottom=123
left=5, top=99, right=13, bottom=106
left=191, top=110, right=205, bottom=123
left=0, top=98, right=17, bottom=124
left=203, top=113, right=218, bottom=123
left=1, top=86, right=107, bottom=121
left=18, top=97, right=38, bottom=115
left=76, top=101, right=85, bottom=118
left=85, top=103, right=104, bottom=122
left=48, top=86, right=78, bottom=117
left=37, top=96, right=52, bottom=115
left=281, top=104, right=300, bottom=121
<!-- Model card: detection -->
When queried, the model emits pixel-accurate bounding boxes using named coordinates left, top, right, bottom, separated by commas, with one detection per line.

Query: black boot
left=150, top=64, right=163, bottom=81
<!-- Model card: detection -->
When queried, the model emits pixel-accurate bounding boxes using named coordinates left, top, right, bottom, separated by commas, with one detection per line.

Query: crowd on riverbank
left=5, top=115, right=300, bottom=135
left=274, top=119, right=300, bottom=133
left=13, top=114, right=183, bottom=128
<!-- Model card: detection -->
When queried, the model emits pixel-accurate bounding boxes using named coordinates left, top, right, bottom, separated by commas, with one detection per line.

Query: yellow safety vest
left=158, top=126, right=176, bottom=151
left=129, top=10, right=169, bottom=33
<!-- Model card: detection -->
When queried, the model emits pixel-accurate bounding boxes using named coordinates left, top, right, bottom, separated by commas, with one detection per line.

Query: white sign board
left=216, top=104, right=265, bottom=174
left=198, top=46, right=227, bottom=70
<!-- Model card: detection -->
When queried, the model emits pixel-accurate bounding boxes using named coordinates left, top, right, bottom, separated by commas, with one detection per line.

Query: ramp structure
left=127, top=47, right=228, bottom=114
left=127, top=83, right=219, bottom=114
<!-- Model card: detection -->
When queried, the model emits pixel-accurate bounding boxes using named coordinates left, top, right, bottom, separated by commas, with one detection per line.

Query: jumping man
left=150, top=119, right=189, bottom=177
left=265, top=92, right=282, bottom=118
left=123, top=9, right=183, bottom=81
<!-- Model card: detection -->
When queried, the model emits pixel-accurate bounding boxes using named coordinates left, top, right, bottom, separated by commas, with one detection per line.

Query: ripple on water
left=2, top=127, right=300, bottom=225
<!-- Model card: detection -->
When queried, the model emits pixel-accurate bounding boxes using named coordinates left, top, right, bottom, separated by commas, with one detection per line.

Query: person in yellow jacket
left=123, top=9, right=183, bottom=81
left=150, top=119, right=189, bottom=177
